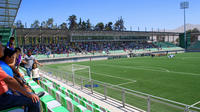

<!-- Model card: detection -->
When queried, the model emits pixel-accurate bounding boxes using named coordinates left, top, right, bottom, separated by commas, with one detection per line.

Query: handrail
left=41, top=67, right=200, bottom=111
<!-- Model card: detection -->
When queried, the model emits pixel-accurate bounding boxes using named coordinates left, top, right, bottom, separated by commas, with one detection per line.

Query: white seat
left=47, top=100, right=61, bottom=110
left=31, top=85, right=41, bottom=89
left=65, top=96, right=73, bottom=112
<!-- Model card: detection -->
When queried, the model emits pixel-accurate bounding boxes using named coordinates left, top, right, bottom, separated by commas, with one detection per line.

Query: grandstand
left=1, top=0, right=200, bottom=112
left=188, top=41, right=200, bottom=50
left=15, top=28, right=186, bottom=60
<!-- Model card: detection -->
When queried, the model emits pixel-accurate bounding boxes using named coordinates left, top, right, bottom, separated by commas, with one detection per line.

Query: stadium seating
left=23, top=75, right=69, bottom=112
left=188, top=41, right=200, bottom=49
left=26, top=41, right=184, bottom=60
left=40, top=77, right=110, bottom=112
left=109, top=50, right=125, bottom=54
left=153, top=42, right=177, bottom=48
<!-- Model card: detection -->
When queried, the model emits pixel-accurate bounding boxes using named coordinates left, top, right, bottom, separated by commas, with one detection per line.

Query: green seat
left=29, top=82, right=38, bottom=86
left=32, top=87, right=45, bottom=94
left=74, top=105, right=82, bottom=112
left=67, top=89, right=71, bottom=93
left=73, top=102, right=89, bottom=112
left=72, top=101, right=82, bottom=112
left=40, top=95, right=55, bottom=102
left=26, top=79, right=34, bottom=83
left=24, top=76, right=29, bottom=79
left=60, top=94, right=67, bottom=108
left=83, top=97, right=88, bottom=102
left=69, top=93, right=74, bottom=100
left=85, top=102, right=95, bottom=112
left=44, top=83, right=50, bottom=91
left=93, top=103, right=100, bottom=109
left=94, top=108, right=102, bottom=112
left=60, top=87, right=66, bottom=94
left=51, top=88, right=57, bottom=98
left=80, top=99, right=86, bottom=107
left=51, top=106, right=69, bottom=112
left=40, top=95, right=56, bottom=112
left=85, top=110, right=92, bottom=112
left=74, top=93, right=79, bottom=97
left=55, top=84, right=60, bottom=90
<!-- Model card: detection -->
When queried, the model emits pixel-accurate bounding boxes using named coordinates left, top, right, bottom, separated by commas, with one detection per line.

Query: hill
left=168, top=24, right=200, bottom=32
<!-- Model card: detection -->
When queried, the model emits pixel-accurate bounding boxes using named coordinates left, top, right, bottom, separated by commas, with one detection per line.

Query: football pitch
left=42, top=52, right=200, bottom=110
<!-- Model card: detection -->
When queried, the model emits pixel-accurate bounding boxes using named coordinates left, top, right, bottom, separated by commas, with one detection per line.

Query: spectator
left=6, top=37, right=15, bottom=50
left=0, top=42, right=40, bottom=112
left=7, top=42, right=14, bottom=51
left=4, top=48, right=44, bottom=95
left=31, top=63, right=41, bottom=85
left=14, top=47, right=22, bottom=69
left=22, top=50, right=43, bottom=77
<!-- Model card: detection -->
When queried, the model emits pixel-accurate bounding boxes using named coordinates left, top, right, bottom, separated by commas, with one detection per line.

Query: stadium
left=0, top=0, right=200, bottom=112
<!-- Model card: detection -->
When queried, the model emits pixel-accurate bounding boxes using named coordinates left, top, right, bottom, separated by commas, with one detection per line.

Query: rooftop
left=0, top=0, right=22, bottom=28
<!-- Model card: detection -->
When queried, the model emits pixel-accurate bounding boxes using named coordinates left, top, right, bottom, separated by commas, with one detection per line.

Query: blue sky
left=15, top=0, right=200, bottom=30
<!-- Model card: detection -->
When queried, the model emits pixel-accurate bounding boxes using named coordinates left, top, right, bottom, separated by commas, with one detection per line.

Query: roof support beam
left=0, top=15, right=15, bottom=17
left=0, top=6, right=18, bottom=10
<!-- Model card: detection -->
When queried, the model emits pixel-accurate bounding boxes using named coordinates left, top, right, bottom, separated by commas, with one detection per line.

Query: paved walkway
left=41, top=71, right=145, bottom=112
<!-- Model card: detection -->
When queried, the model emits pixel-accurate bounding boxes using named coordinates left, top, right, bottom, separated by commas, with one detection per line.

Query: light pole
left=180, top=1, right=189, bottom=49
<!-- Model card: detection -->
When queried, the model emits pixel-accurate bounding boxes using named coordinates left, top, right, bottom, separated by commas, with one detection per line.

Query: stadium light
left=180, top=1, right=189, bottom=49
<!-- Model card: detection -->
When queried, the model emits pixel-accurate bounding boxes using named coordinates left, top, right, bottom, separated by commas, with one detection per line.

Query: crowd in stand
left=0, top=36, right=43, bottom=112
left=21, top=41, right=156, bottom=55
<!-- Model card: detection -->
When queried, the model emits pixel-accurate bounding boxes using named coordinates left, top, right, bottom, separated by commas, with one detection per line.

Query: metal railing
left=40, top=67, right=200, bottom=112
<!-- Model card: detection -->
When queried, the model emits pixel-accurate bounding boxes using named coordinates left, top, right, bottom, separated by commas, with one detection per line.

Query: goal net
left=72, top=64, right=91, bottom=81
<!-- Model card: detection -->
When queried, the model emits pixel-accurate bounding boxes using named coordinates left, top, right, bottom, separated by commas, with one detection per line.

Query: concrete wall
left=38, top=55, right=108, bottom=64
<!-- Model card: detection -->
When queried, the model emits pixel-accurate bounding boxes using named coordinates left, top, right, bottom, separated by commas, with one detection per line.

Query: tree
left=15, top=20, right=24, bottom=28
left=86, top=19, right=92, bottom=30
left=46, top=18, right=54, bottom=28
left=94, top=22, right=104, bottom=31
left=41, top=21, right=47, bottom=28
left=105, top=22, right=113, bottom=31
left=52, top=24, right=58, bottom=29
left=114, top=16, right=125, bottom=31
left=187, top=28, right=200, bottom=33
left=187, top=28, right=200, bottom=42
left=31, top=20, right=40, bottom=28
left=59, top=22, right=67, bottom=29
left=78, top=18, right=82, bottom=30
left=68, top=15, right=78, bottom=30
left=81, top=21, right=87, bottom=30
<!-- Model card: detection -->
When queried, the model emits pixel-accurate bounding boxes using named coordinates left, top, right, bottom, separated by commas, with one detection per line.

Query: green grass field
left=42, top=52, right=200, bottom=111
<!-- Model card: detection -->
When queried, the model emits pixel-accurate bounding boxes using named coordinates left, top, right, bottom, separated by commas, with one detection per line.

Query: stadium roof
left=0, top=0, right=22, bottom=28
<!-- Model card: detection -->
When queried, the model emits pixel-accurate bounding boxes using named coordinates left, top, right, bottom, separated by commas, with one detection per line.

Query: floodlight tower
left=180, top=1, right=189, bottom=49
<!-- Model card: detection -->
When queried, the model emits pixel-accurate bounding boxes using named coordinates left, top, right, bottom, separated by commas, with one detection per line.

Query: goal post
left=72, top=64, right=91, bottom=82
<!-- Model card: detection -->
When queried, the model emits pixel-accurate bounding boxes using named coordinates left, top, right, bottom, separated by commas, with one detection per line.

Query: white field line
left=135, top=65, right=170, bottom=72
left=91, top=71, right=137, bottom=82
left=189, top=101, right=200, bottom=108
left=116, top=81, right=135, bottom=86
left=97, top=64, right=200, bottom=76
